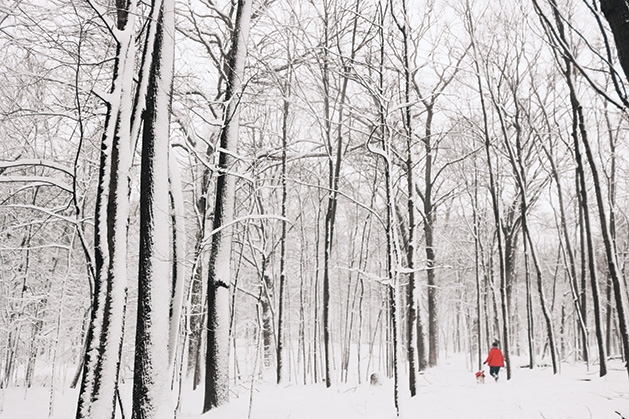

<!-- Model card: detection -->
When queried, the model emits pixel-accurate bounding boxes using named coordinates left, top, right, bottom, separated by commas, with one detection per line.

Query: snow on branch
left=5, top=204, right=92, bottom=226
left=202, top=214, right=290, bottom=247
left=0, top=159, right=74, bottom=177
left=0, top=176, right=73, bottom=193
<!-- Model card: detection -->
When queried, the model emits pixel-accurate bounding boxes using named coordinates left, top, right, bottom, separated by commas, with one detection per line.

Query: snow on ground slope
left=183, top=357, right=629, bottom=419
left=2, top=356, right=629, bottom=418
left=405, top=357, right=629, bottom=419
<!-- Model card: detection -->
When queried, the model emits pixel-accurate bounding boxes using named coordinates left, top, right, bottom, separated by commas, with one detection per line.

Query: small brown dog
left=475, top=371, right=485, bottom=384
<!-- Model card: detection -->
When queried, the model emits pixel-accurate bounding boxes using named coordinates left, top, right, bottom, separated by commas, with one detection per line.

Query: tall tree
left=499, top=88, right=559, bottom=374
left=531, top=0, right=610, bottom=376
left=465, top=1, right=512, bottom=379
left=391, top=0, right=418, bottom=395
left=276, top=54, right=292, bottom=385
left=76, top=1, right=142, bottom=416
left=132, top=0, right=176, bottom=416
left=321, top=0, right=337, bottom=388
left=370, top=2, right=402, bottom=411
left=203, top=0, right=253, bottom=411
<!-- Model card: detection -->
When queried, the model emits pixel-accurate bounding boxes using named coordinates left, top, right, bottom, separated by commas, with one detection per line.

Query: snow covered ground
left=2, top=355, right=629, bottom=418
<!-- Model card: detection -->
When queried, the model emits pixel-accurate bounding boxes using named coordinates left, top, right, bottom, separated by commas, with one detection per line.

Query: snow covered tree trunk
left=131, top=0, right=175, bottom=417
left=390, top=0, right=418, bottom=395
left=321, top=0, right=335, bottom=389
left=76, top=1, right=137, bottom=417
left=423, top=105, right=437, bottom=368
left=169, top=151, right=186, bottom=368
left=203, top=0, right=252, bottom=411
left=319, top=0, right=361, bottom=387
left=383, top=158, right=401, bottom=414
left=187, top=146, right=212, bottom=389
left=527, top=229, right=559, bottom=373
left=470, top=163, right=484, bottom=371
left=260, top=271, right=274, bottom=369
left=604, top=108, right=618, bottom=360
left=524, top=241, right=535, bottom=369
left=276, top=67, right=291, bottom=385
left=575, top=121, right=607, bottom=377
left=370, top=4, right=401, bottom=412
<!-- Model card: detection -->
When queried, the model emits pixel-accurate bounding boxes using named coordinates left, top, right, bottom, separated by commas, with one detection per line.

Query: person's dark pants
left=489, top=366, right=501, bottom=380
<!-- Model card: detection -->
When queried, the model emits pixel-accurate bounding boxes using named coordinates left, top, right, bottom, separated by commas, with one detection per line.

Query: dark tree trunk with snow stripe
left=203, top=0, right=253, bottom=412
left=132, top=0, right=176, bottom=417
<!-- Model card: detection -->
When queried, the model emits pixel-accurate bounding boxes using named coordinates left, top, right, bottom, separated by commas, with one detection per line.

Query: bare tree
left=77, top=0, right=148, bottom=416
left=390, top=0, right=418, bottom=395
left=203, top=0, right=253, bottom=411
left=132, top=0, right=176, bottom=416
left=465, top=1, right=512, bottom=380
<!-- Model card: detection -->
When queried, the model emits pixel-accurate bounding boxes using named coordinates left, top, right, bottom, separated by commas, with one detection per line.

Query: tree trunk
left=526, top=230, right=559, bottom=373
left=320, top=0, right=360, bottom=387
left=575, top=137, right=607, bottom=377
left=203, top=0, right=252, bottom=411
left=376, top=5, right=400, bottom=412
left=471, top=162, right=483, bottom=371
left=391, top=0, right=418, bottom=395
left=132, top=0, right=175, bottom=416
left=524, top=241, right=535, bottom=369
left=187, top=143, right=212, bottom=389
left=497, top=82, right=558, bottom=374
left=604, top=104, right=619, bottom=359
left=547, top=0, right=609, bottom=375
left=321, top=0, right=334, bottom=387
left=76, top=1, right=139, bottom=416
left=576, top=102, right=629, bottom=378
left=600, top=0, right=629, bottom=82
left=422, top=106, right=438, bottom=368
left=169, top=151, right=186, bottom=368
left=538, top=140, right=588, bottom=367
left=466, top=10, right=511, bottom=379
left=276, top=65, right=291, bottom=384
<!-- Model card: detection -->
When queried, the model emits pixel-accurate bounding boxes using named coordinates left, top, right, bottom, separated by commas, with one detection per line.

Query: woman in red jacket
left=484, top=341, right=505, bottom=381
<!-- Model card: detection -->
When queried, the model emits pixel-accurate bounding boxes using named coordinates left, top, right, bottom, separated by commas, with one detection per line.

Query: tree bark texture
left=203, top=0, right=252, bottom=411
left=77, top=1, right=138, bottom=416
left=600, top=0, right=629, bottom=82
left=132, top=0, right=175, bottom=417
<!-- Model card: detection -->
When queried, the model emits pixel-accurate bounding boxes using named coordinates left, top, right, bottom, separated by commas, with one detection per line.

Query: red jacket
left=485, top=347, right=504, bottom=367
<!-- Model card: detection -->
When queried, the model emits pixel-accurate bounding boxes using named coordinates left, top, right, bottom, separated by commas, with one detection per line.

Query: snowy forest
left=2, top=0, right=629, bottom=417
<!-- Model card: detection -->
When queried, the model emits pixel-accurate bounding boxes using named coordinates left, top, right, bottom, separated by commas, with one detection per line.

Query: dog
left=475, top=370, right=485, bottom=384
left=369, top=373, right=382, bottom=386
